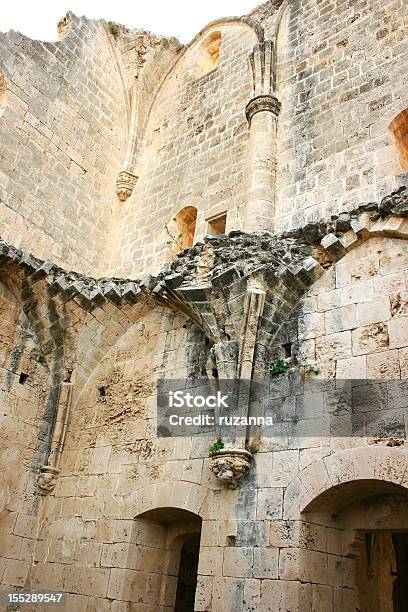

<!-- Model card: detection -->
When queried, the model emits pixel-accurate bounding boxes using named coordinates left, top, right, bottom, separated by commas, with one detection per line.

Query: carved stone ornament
left=210, top=449, right=252, bottom=488
left=245, top=94, right=281, bottom=124
left=116, top=171, right=138, bottom=201
left=38, top=466, right=60, bottom=494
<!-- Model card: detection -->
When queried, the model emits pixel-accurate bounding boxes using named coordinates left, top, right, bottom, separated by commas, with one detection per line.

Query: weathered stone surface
left=1, top=2, right=408, bottom=610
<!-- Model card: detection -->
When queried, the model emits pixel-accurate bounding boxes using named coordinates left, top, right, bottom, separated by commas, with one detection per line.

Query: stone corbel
left=209, top=449, right=253, bottom=488
left=116, top=170, right=138, bottom=201
left=210, top=286, right=265, bottom=487
left=38, top=381, right=73, bottom=494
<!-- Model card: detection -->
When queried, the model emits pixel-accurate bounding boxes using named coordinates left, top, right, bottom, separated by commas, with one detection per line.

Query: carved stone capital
left=38, top=466, right=60, bottom=494
left=116, top=171, right=138, bottom=201
left=210, top=449, right=252, bottom=488
left=245, top=95, right=281, bottom=124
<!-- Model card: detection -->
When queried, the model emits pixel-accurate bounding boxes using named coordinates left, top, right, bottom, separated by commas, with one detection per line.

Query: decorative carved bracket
left=116, top=170, right=138, bottom=201
left=209, top=449, right=252, bottom=488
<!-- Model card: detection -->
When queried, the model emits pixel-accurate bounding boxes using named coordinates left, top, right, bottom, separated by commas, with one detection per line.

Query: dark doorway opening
left=174, top=533, right=201, bottom=612
left=357, top=531, right=408, bottom=612
left=392, top=533, right=408, bottom=612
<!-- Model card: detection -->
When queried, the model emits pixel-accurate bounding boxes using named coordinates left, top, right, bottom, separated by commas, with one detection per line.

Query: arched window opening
left=389, top=109, right=408, bottom=172
left=0, top=70, right=7, bottom=116
left=169, top=206, right=198, bottom=255
left=196, top=32, right=222, bottom=78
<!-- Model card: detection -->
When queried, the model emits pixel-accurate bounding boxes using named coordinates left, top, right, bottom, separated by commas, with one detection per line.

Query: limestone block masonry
left=0, top=1, right=408, bottom=611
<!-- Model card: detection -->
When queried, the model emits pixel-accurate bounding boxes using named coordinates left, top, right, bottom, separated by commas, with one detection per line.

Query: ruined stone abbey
left=1, top=0, right=408, bottom=609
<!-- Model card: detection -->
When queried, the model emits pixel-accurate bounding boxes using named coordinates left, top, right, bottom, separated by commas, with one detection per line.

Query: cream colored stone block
left=244, top=578, right=260, bottom=610
left=212, top=577, right=244, bottom=612
left=336, top=355, right=367, bottom=378
left=198, top=546, right=223, bottom=577
left=30, top=562, right=64, bottom=589
left=317, top=289, right=342, bottom=312
left=254, top=452, right=273, bottom=487
left=300, top=459, right=330, bottom=498
left=200, top=521, right=218, bottom=547
left=74, top=542, right=103, bottom=567
left=389, top=317, right=408, bottom=349
left=2, top=558, right=30, bottom=587
left=0, top=533, right=22, bottom=558
left=270, top=520, right=326, bottom=552
left=181, top=458, right=203, bottom=484
left=374, top=272, right=406, bottom=295
left=351, top=323, right=389, bottom=356
left=299, top=313, right=326, bottom=340
left=316, top=331, right=352, bottom=362
left=260, top=579, right=301, bottom=611
left=271, top=450, right=299, bottom=488
left=399, top=347, right=408, bottom=376
left=283, top=477, right=309, bottom=520
left=325, top=305, right=357, bottom=334
left=253, top=547, right=278, bottom=579
left=63, top=566, right=109, bottom=598
left=375, top=447, right=408, bottom=484
left=140, top=546, right=165, bottom=574
left=223, top=547, right=253, bottom=577
left=312, top=584, right=332, bottom=612
left=366, top=349, right=400, bottom=378
left=341, top=278, right=374, bottom=306
left=356, top=297, right=391, bottom=325
left=324, top=451, right=354, bottom=486
left=351, top=447, right=377, bottom=480
left=279, top=548, right=328, bottom=584
left=90, top=446, right=112, bottom=475
left=81, top=497, right=105, bottom=520
left=195, top=575, right=213, bottom=611
left=256, top=488, right=283, bottom=520
left=107, top=568, right=147, bottom=602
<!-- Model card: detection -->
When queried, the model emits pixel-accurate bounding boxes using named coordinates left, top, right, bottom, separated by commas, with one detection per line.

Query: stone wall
left=109, top=22, right=259, bottom=276
left=275, top=0, right=408, bottom=231
left=0, top=0, right=408, bottom=610
left=0, top=15, right=128, bottom=275
left=0, top=278, right=50, bottom=593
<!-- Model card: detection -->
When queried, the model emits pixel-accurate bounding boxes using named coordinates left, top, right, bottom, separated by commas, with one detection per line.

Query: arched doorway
left=302, top=478, right=408, bottom=612
left=134, top=506, right=202, bottom=610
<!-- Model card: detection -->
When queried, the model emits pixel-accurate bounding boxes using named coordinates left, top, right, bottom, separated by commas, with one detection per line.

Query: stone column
left=245, top=41, right=281, bottom=231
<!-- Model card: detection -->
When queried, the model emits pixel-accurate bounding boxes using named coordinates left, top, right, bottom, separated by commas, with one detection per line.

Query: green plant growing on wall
left=291, top=415, right=300, bottom=425
left=164, top=223, right=184, bottom=253
left=38, top=355, right=46, bottom=365
left=209, top=439, right=224, bottom=454
left=270, top=358, right=289, bottom=377
left=303, top=363, right=320, bottom=376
